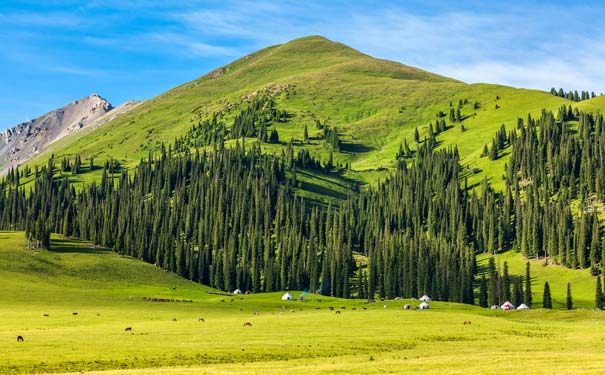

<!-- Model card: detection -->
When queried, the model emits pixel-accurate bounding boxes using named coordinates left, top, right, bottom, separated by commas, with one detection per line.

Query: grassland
left=2, top=231, right=605, bottom=375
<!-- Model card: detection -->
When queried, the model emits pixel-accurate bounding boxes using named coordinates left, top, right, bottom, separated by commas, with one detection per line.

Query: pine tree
left=502, top=261, right=511, bottom=301
left=596, top=276, right=604, bottom=310
left=479, top=274, right=488, bottom=307
left=566, top=282, right=573, bottom=310
left=542, top=282, right=552, bottom=309
left=524, top=262, right=532, bottom=306
left=512, top=277, right=523, bottom=307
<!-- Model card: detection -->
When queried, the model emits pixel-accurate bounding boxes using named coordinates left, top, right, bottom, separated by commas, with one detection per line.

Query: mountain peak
left=0, top=94, right=114, bottom=173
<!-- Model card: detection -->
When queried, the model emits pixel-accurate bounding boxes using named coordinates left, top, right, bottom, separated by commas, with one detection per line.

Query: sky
left=2, top=0, right=605, bottom=130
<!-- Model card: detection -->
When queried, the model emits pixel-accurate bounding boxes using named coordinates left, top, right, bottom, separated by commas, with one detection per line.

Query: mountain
left=3, top=35, right=605, bottom=305
left=0, top=94, right=113, bottom=173
left=26, top=36, right=605, bottom=193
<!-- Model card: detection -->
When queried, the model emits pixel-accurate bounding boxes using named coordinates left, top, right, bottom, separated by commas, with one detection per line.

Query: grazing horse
left=243, top=322, right=253, bottom=327
left=198, top=318, right=205, bottom=322
left=43, top=313, right=49, bottom=317
left=72, top=312, right=78, bottom=316
left=335, top=310, right=341, bottom=315
left=124, top=327, right=132, bottom=332
left=17, top=336, right=24, bottom=342
left=463, top=321, right=472, bottom=325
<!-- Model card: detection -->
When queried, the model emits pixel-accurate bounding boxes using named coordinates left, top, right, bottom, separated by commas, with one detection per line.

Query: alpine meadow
left=3, top=3, right=605, bottom=374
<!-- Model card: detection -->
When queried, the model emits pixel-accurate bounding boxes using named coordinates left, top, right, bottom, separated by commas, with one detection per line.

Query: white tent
left=501, top=301, right=515, bottom=310
left=281, top=292, right=294, bottom=301
left=418, top=301, right=430, bottom=310
left=490, top=305, right=500, bottom=310
left=233, top=289, right=243, bottom=295
left=516, top=303, right=530, bottom=310
left=419, top=295, right=432, bottom=302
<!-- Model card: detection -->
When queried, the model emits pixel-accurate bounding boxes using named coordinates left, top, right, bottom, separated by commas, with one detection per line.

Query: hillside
left=2, top=231, right=605, bottom=375
left=0, top=94, right=115, bottom=174
left=27, top=36, right=605, bottom=192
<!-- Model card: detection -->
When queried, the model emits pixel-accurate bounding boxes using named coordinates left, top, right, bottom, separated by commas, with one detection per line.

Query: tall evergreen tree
left=542, top=282, right=552, bottom=309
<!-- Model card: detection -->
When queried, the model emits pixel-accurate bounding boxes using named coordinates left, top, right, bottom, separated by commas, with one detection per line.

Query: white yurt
left=419, top=295, right=432, bottom=302
left=403, top=304, right=412, bottom=310
left=501, top=301, right=515, bottom=310
left=490, top=305, right=500, bottom=310
left=233, top=289, right=243, bottom=295
left=516, top=303, right=530, bottom=310
left=418, top=301, right=430, bottom=310
left=281, top=292, right=294, bottom=301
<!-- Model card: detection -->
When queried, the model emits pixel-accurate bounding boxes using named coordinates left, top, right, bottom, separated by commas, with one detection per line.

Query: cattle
left=243, top=322, right=253, bottom=327
left=362, top=307, right=367, bottom=310
left=199, top=318, right=205, bottom=322
left=463, top=321, right=472, bottom=325
left=172, top=318, right=177, bottom=322
left=17, top=336, right=24, bottom=342
left=253, top=312, right=259, bottom=316
left=315, top=307, right=321, bottom=310
left=43, top=313, right=49, bottom=317
left=352, top=307, right=357, bottom=311
left=328, top=306, right=334, bottom=311
left=72, top=312, right=78, bottom=316
left=124, top=327, right=132, bottom=332
left=335, top=310, right=341, bottom=315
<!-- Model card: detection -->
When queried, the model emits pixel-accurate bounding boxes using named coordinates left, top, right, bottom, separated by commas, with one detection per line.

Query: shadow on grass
left=340, top=142, right=375, bottom=154
left=50, top=238, right=109, bottom=254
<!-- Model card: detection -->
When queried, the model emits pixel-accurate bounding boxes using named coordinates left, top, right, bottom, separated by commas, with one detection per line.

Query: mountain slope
left=25, top=36, right=605, bottom=191
left=0, top=94, right=113, bottom=173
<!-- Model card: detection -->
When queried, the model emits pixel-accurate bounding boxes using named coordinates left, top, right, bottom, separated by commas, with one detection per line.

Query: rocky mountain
left=0, top=94, right=113, bottom=173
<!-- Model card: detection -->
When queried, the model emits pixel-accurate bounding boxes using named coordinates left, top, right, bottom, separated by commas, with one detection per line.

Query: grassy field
left=2, top=231, right=605, bottom=374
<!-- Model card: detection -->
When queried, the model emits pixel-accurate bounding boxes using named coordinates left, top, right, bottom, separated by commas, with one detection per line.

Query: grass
left=2, top=231, right=605, bottom=374
left=17, top=36, right=605, bottom=197
left=478, top=250, right=599, bottom=309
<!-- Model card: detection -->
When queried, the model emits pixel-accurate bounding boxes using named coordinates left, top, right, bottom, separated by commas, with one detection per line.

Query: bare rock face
left=0, top=94, right=113, bottom=173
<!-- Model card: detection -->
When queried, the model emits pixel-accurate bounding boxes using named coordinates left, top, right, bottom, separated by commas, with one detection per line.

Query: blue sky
left=2, top=1, right=605, bottom=130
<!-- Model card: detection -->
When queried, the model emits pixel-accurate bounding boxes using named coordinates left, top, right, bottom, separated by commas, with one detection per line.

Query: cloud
left=145, top=32, right=241, bottom=57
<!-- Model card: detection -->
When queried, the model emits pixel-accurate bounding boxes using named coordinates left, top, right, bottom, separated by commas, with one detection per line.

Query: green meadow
left=2, top=231, right=605, bottom=375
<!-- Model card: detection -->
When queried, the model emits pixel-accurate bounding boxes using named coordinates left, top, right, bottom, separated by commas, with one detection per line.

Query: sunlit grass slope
left=478, top=250, right=598, bottom=309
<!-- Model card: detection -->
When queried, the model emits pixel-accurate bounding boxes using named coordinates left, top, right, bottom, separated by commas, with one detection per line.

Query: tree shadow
left=340, top=142, right=375, bottom=154
left=50, top=238, right=109, bottom=254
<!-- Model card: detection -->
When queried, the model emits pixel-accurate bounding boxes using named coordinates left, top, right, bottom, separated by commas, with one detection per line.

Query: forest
left=1, top=98, right=605, bottom=307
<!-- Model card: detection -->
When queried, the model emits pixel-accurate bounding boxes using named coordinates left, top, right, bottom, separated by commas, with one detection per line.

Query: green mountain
left=30, top=36, right=605, bottom=193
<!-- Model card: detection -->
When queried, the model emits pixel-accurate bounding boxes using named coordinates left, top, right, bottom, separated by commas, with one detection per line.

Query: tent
left=419, top=295, right=432, bottom=302
left=281, top=292, right=294, bottom=301
left=418, top=301, right=430, bottom=310
left=233, top=289, right=243, bottom=295
left=490, top=305, right=500, bottom=310
left=516, top=303, right=530, bottom=310
left=403, top=304, right=412, bottom=310
left=501, top=301, right=515, bottom=310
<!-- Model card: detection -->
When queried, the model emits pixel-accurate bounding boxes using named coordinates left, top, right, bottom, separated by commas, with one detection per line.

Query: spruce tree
left=479, top=274, right=488, bottom=307
left=566, top=282, right=573, bottom=310
left=524, top=262, right=532, bottom=306
left=502, top=261, right=511, bottom=302
left=596, top=276, right=604, bottom=310
left=512, top=277, right=523, bottom=307
left=542, top=282, right=552, bottom=309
